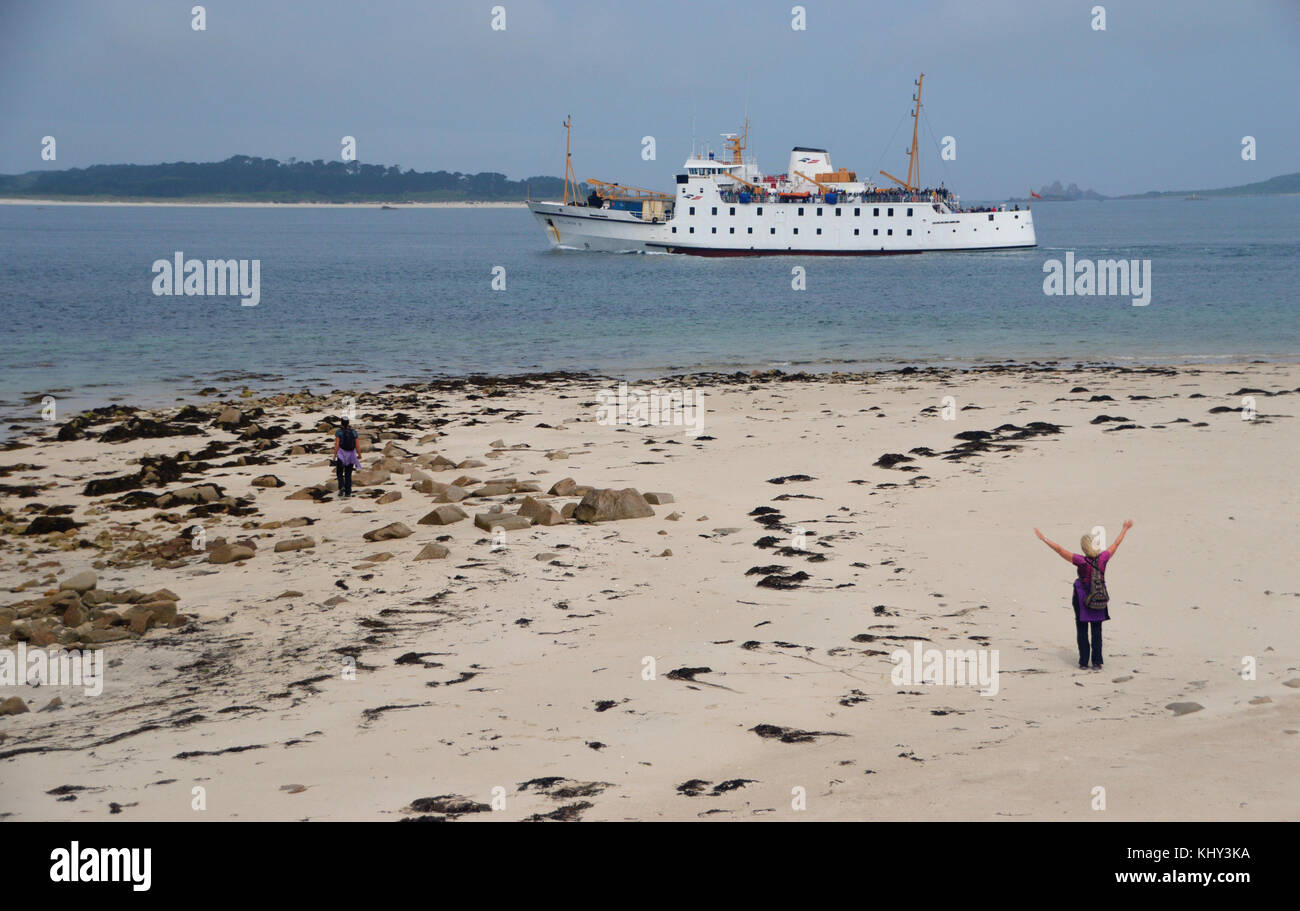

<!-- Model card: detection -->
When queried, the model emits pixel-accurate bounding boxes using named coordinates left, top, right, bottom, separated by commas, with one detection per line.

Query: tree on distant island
left=0, top=155, right=584, bottom=203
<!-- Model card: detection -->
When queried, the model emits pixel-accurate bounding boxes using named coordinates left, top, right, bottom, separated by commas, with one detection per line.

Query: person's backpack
left=1084, top=556, right=1109, bottom=610
left=338, top=427, right=357, bottom=452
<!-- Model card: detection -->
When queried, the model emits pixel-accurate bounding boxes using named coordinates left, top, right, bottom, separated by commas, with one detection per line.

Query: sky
left=2, top=0, right=1298, bottom=197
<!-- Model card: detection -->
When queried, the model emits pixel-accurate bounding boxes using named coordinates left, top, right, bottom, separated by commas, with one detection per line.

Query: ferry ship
left=528, top=75, right=1036, bottom=256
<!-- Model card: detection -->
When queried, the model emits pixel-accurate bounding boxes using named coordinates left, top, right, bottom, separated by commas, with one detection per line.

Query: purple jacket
left=1071, top=550, right=1111, bottom=622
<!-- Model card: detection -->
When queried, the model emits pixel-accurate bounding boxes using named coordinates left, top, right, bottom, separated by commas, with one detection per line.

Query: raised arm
left=1108, top=519, right=1134, bottom=558
left=1034, top=528, right=1075, bottom=563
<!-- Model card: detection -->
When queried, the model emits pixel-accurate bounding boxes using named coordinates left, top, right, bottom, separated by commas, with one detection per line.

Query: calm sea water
left=1, top=198, right=1297, bottom=426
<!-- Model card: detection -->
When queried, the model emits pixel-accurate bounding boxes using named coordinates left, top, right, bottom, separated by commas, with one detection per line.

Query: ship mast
left=906, top=74, right=924, bottom=191
left=724, top=117, right=749, bottom=165
left=879, top=74, right=925, bottom=193
left=562, top=115, right=576, bottom=206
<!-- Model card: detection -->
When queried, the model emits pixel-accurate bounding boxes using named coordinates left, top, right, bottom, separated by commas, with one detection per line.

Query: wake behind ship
left=529, top=75, right=1036, bottom=256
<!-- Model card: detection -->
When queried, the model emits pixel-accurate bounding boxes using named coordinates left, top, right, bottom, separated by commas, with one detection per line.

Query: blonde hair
left=1080, top=532, right=1102, bottom=558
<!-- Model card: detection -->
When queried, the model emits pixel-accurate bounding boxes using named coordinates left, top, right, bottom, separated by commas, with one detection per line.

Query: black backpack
left=338, top=427, right=357, bottom=452
left=1084, top=556, right=1109, bottom=609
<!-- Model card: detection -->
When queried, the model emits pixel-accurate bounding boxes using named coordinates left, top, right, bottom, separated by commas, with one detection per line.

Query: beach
left=1, top=361, right=1297, bottom=821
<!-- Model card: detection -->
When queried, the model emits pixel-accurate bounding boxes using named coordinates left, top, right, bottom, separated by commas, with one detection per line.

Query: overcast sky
left=2, top=0, right=1297, bottom=196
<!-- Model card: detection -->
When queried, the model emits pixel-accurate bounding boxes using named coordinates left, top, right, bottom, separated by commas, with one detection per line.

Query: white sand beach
left=1, top=362, right=1296, bottom=821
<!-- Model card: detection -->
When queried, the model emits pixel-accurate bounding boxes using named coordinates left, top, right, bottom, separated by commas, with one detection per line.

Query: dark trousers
left=336, top=461, right=353, bottom=496
left=1075, top=620, right=1103, bottom=666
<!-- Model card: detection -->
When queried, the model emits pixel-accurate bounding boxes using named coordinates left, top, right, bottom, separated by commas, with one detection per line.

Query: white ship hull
left=529, top=198, right=1035, bottom=256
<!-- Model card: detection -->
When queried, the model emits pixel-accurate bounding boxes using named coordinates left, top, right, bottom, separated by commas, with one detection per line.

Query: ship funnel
left=789, top=147, right=831, bottom=188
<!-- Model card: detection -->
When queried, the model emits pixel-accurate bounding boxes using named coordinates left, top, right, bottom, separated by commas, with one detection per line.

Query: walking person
left=1033, top=520, right=1134, bottom=669
left=333, top=418, right=361, bottom=498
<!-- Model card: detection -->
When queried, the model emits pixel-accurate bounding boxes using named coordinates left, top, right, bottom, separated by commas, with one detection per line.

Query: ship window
left=711, top=227, right=717, bottom=234
left=770, top=227, right=776, bottom=234
left=873, top=229, right=879, bottom=235
left=816, top=228, right=822, bottom=235
left=712, top=207, right=717, bottom=215
left=835, top=208, right=841, bottom=216
left=689, top=206, right=695, bottom=215
left=793, top=228, right=799, bottom=235
left=729, top=207, right=735, bottom=216
left=689, top=227, right=695, bottom=233
left=907, top=208, right=913, bottom=216
left=854, top=208, right=860, bottom=216
left=816, top=207, right=823, bottom=216
left=747, top=227, right=753, bottom=234
left=907, top=229, right=912, bottom=236
left=798, top=207, right=804, bottom=216
left=888, top=207, right=894, bottom=216
left=988, top=214, right=995, bottom=221
left=854, top=228, right=860, bottom=236
left=873, top=207, right=879, bottom=216
left=887, top=229, right=893, bottom=236
left=756, top=206, right=763, bottom=215
left=729, top=227, right=734, bottom=234
left=671, top=227, right=677, bottom=233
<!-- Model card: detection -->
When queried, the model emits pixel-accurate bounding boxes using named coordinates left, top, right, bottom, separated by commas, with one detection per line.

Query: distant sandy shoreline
left=0, top=198, right=528, bottom=209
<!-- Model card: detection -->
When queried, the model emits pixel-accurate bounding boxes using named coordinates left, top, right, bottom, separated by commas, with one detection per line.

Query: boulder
left=21, top=516, right=81, bottom=535
left=62, top=602, right=87, bottom=628
left=0, top=696, right=30, bottom=716
left=81, top=628, right=132, bottom=644
left=214, top=406, right=245, bottom=427
left=473, top=513, right=532, bottom=532
left=517, top=497, right=564, bottom=526
left=286, top=485, right=329, bottom=501
left=274, top=536, right=316, bottom=553
left=450, top=475, right=480, bottom=488
left=377, top=491, right=402, bottom=505
left=352, top=469, right=390, bottom=487
left=363, top=522, right=413, bottom=542
left=252, top=474, right=284, bottom=488
left=473, top=482, right=513, bottom=498
left=437, top=485, right=470, bottom=503
left=124, top=601, right=178, bottom=629
left=418, top=505, right=468, bottom=526
left=644, top=492, right=675, bottom=505
left=548, top=477, right=579, bottom=496
left=209, top=543, right=255, bottom=564
left=159, top=484, right=222, bottom=506
left=413, top=543, right=450, bottom=561
left=59, top=570, right=97, bottom=593
left=574, top=488, right=655, bottom=523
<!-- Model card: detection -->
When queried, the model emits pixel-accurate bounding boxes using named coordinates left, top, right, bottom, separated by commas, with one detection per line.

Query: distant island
left=3, top=157, right=1297, bottom=204
left=0, top=155, right=585, bottom=203
left=1013, top=172, right=1300, bottom=203
left=1029, top=180, right=1108, bottom=202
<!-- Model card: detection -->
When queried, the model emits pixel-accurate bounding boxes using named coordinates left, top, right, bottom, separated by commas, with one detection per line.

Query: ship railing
left=716, top=190, right=957, bottom=206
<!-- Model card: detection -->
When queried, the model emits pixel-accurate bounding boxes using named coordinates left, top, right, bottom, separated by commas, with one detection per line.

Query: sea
left=1, top=197, right=1297, bottom=430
